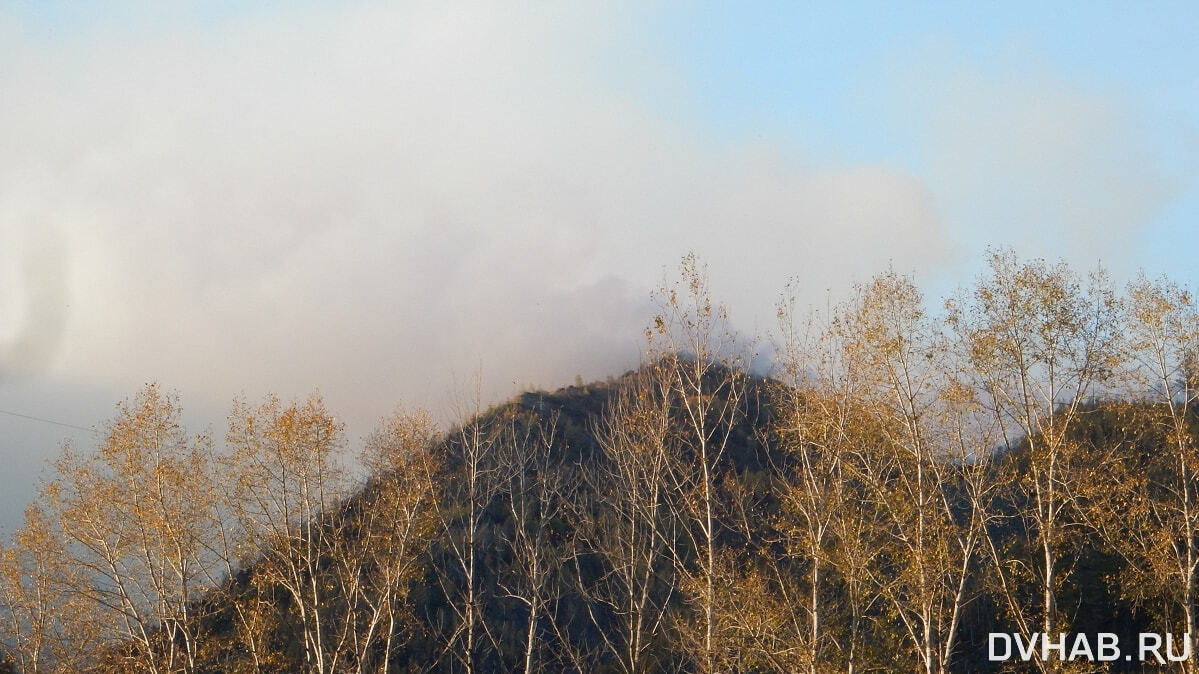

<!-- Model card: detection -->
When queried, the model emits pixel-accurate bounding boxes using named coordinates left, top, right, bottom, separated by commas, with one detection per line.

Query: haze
left=1, top=1, right=1196, bottom=533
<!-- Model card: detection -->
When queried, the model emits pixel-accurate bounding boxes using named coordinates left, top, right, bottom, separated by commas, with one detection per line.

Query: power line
left=0, top=408, right=93, bottom=433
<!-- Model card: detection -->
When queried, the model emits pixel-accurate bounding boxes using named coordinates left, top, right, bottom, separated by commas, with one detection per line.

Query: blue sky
left=656, top=2, right=1197, bottom=277
left=0, top=1, right=1196, bottom=531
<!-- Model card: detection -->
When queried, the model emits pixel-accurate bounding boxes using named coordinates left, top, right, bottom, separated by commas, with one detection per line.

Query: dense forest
left=5, top=250, right=1199, bottom=673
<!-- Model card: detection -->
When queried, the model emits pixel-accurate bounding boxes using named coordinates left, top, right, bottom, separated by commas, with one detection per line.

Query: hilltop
left=4, top=254, right=1199, bottom=673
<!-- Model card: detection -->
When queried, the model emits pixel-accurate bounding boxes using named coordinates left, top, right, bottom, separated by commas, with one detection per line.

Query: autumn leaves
left=3, top=250, right=1199, bottom=673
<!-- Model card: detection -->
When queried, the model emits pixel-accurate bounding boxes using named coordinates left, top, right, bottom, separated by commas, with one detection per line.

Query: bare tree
left=428, top=390, right=507, bottom=674
left=497, top=410, right=570, bottom=674
left=649, top=253, right=748, bottom=674
left=573, top=368, right=676, bottom=674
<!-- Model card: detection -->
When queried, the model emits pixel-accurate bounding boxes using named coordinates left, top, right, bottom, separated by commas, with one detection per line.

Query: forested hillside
left=4, top=251, right=1199, bottom=673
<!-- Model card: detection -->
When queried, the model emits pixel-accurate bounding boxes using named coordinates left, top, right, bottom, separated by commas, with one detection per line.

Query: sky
left=0, top=1, right=1196, bottom=533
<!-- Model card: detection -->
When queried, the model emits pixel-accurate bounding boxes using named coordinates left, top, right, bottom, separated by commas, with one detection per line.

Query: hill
left=6, top=254, right=1199, bottom=673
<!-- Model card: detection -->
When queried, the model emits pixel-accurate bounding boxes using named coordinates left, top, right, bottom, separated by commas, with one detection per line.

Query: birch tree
left=497, top=410, right=570, bottom=674
left=839, top=271, right=987, bottom=674
left=346, top=408, right=440, bottom=674
left=766, top=285, right=882, bottom=674
left=649, top=253, right=747, bottom=674
left=47, top=384, right=216, bottom=674
left=1104, top=275, right=1199, bottom=671
left=947, top=250, right=1120, bottom=670
left=0, top=503, right=99, bottom=673
left=574, top=368, right=676, bottom=674
left=429, top=394, right=507, bottom=674
left=224, top=393, right=348, bottom=674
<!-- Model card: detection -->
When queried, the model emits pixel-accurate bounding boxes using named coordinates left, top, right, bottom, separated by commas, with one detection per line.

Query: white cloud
left=0, top=1, right=952, bottom=527
left=877, top=47, right=1177, bottom=279
left=4, top=2, right=1184, bottom=535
